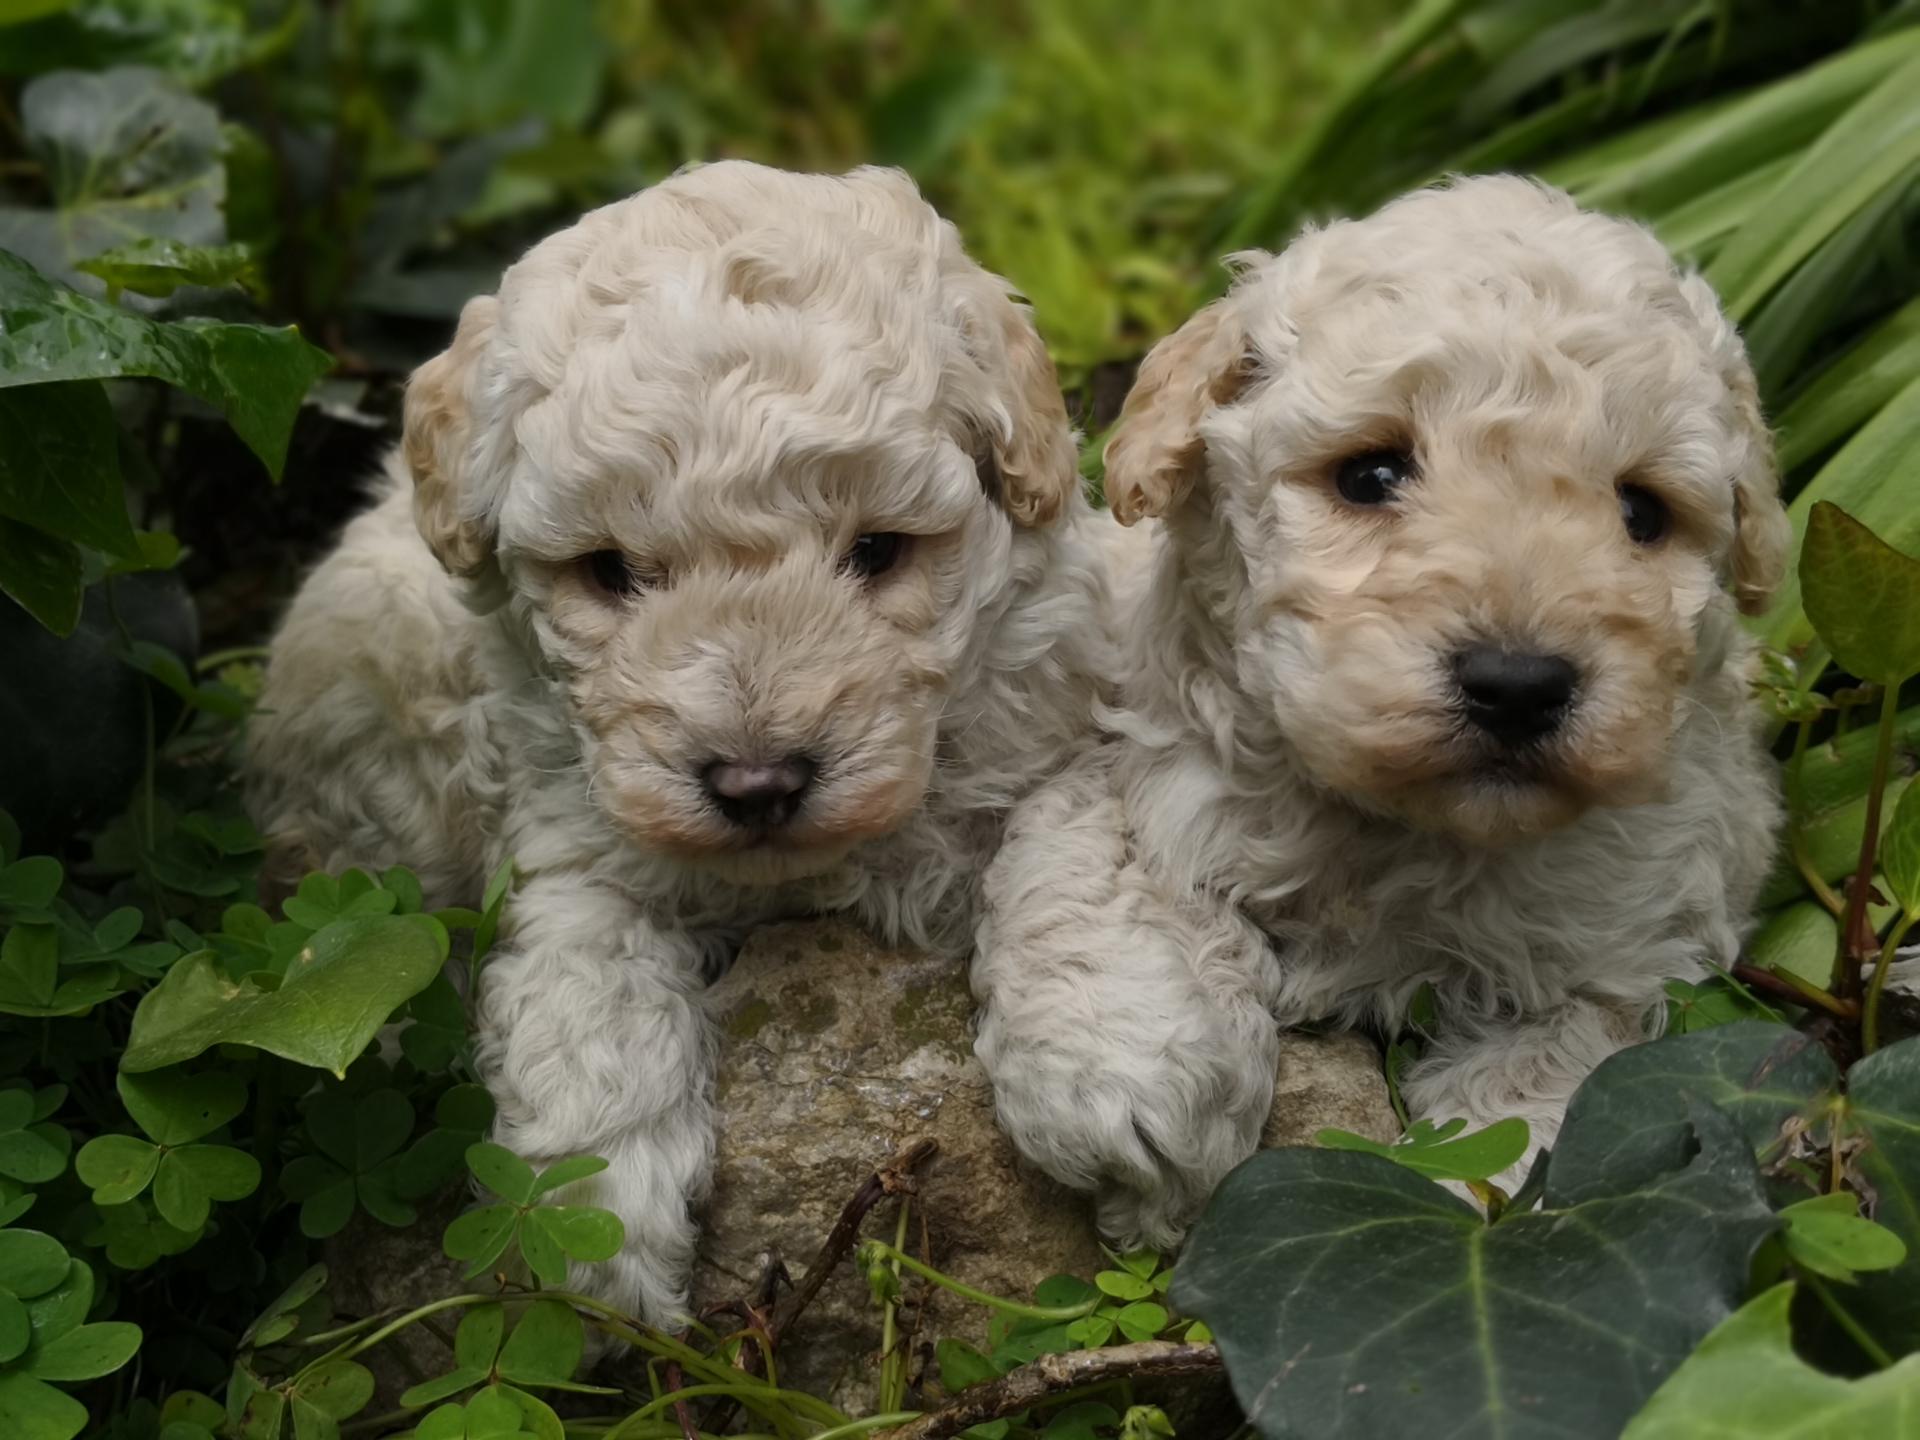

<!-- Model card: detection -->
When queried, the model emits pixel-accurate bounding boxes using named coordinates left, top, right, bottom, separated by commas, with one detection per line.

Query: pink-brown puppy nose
left=700, top=756, right=818, bottom=828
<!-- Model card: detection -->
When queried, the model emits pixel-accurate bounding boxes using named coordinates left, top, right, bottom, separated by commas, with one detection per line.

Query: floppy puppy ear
left=977, top=292, right=1080, bottom=528
left=1103, top=298, right=1249, bottom=526
left=404, top=295, right=499, bottom=579
left=1676, top=273, right=1789, bottom=615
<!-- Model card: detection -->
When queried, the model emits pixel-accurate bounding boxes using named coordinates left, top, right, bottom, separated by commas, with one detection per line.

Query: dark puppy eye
left=1335, top=450, right=1416, bottom=506
left=843, top=532, right=907, bottom=581
left=1618, top=483, right=1669, bottom=545
left=584, top=548, right=647, bottom=597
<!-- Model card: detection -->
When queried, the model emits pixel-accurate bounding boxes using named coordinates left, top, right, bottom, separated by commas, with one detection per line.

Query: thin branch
left=769, top=1138, right=938, bottom=1347
left=873, top=1343, right=1223, bottom=1440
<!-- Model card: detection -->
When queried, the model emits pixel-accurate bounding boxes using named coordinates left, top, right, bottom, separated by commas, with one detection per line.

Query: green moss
left=723, top=996, right=774, bottom=1041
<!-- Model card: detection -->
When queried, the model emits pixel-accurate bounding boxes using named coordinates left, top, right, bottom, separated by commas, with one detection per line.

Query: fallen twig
left=769, top=1137, right=939, bottom=1347
left=873, top=1341, right=1224, bottom=1440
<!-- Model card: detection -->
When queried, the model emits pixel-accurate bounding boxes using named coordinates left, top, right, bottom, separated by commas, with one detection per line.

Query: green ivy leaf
left=1799, top=501, right=1920, bottom=686
left=122, top=915, right=447, bottom=1076
left=1547, top=1024, right=1839, bottom=1207
left=0, top=249, right=330, bottom=481
left=0, top=518, right=80, bottom=635
left=1316, top=1117, right=1531, bottom=1183
left=1175, top=1101, right=1776, bottom=1440
left=1840, top=1038, right=1920, bottom=1356
left=74, top=1135, right=159, bottom=1206
left=0, top=382, right=137, bottom=563
left=76, top=237, right=258, bottom=300
left=118, top=1068, right=247, bottom=1146
left=1623, top=1284, right=1920, bottom=1437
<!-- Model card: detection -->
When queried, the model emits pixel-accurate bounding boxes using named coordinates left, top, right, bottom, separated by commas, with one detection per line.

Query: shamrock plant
left=75, top=1070, right=260, bottom=1230
left=442, top=1145, right=625, bottom=1286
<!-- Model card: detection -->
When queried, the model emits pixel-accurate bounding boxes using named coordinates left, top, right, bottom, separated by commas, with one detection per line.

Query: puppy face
left=1106, top=177, right=1789, bottom=845
left=403, top=163, right=1077, bottom=882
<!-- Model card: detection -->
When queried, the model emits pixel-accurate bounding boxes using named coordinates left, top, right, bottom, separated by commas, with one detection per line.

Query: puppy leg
left=973, top=751, right=1280, bottom=1247
left=474, top=876, right=717, bottom=1324
left=1400, top=994, right=1649, bottom=1193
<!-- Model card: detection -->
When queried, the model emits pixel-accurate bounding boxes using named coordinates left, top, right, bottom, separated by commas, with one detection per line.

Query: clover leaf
left=0, top=1239, right=138, bottom=1440
left=74, top=1070, right=258, bottom=1232
left=441, top=1146, right=622, bottom=1287
left=280, top=1087, right=417, bottom=1238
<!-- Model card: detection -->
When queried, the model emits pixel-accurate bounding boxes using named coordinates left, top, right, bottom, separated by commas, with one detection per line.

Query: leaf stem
left=855, top=1244, right=1101, bottom=1323
left=877, top=1198, right=911, bottom=1413
left=1803, top=1272, right=1896, bottom=1369
left=1832, top=682, right=1903, bottom=1000
left=1862, top=912, right=1917, bottom=1052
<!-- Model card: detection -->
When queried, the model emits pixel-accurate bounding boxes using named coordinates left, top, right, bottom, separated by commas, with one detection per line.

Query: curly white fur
left=973, top=177, right=1791, bottom=1242
left=245, top=162, right=1118, bottom=1323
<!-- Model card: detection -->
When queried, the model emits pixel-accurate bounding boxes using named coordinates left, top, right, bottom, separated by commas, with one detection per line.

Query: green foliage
left=1179, top=1027, right=1920, bottom=1440
left=1623, top=1285, right=1920, bottom=1438
left=441, top=1146, right=623, bottom=1287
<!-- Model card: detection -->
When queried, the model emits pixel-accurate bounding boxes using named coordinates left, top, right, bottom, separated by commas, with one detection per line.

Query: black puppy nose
left=701, top=756, right=817, bottom=828
left=1452, top=646, right=1579, bottom=746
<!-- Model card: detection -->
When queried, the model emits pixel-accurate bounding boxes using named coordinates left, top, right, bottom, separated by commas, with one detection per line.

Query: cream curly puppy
left=973, top=176, right=1790, bottom=1243
left=246, top=162, right=1116, bottom=1321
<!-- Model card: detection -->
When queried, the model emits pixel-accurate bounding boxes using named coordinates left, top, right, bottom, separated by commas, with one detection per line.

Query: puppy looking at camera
left=246, top=162, right=1115, bottom=1322
left=974, top=175, right=1789, bottom=1244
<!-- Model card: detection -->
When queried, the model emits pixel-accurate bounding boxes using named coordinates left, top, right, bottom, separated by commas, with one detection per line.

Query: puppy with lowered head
left=974, top=176, right=1790, bottom=1243
left=246, top=162, right=1115, bottom=1321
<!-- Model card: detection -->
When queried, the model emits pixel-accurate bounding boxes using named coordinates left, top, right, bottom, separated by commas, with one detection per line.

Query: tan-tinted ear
left=986, top=297, right=1080, bottom=528
left=404, top=295, right=499, bottom=579
left=1103, top=300, right=1248, bottom=526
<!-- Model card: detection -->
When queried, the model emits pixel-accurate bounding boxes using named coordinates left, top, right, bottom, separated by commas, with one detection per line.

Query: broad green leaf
left=0, top=1369, right=87, bottom=1440
left=1746, top=904, right=1839, bottom=989
left=121, top=915, right=447, bottom=1075
left=0, top=1122, right=67, bottom=1184
left=495, top=1300, right=581, bottom=1385
left=77, top=237, right=258, bottom=300
left=117, top=1068, right=246, bottom=1146
left=1664, top=976, right=1784, bottom=1034
left=1706, top=45, right=1920, bottom=319
left=1798, top=502, right=1920, bottom=687
left=1316, top=1117, right=1530, bottom=1183
left=0, top=859, right=61, bottom=915
left=1881, top=781, right=1920, bottom=917
left=0, top=382, right=136, bottom=560
left=1623, top=1284, right=1920, bottom=1437
left=415, top=1404, right=467, bottom=1440
left=0, top=516, right=81, bottom=635
left=466, top=1143, right=536, bottom=1206
left=1778, top=1193, right=1908, bottom=1282
left=0, top=1231, right=70, bottom=1299
left=1842, top=1038, right=1920, bottom=1356
left=531, top=1155, right=605, bottom=1196
left=1176, top=1103, right=1775, bottom=1440
left=1761, top=776, right=1915, bottom=910
left=465, top=1385, right=528, bottom=1440
left=74, top=1135, right=158, bottom=1205
left=22, top=1319, right=141, bottom=1380
left=0, top=68, right=221, bottom=297
left=1548, top=1024, right=1839, bottom=1208
left=0, top=250, right=330, bottom=480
